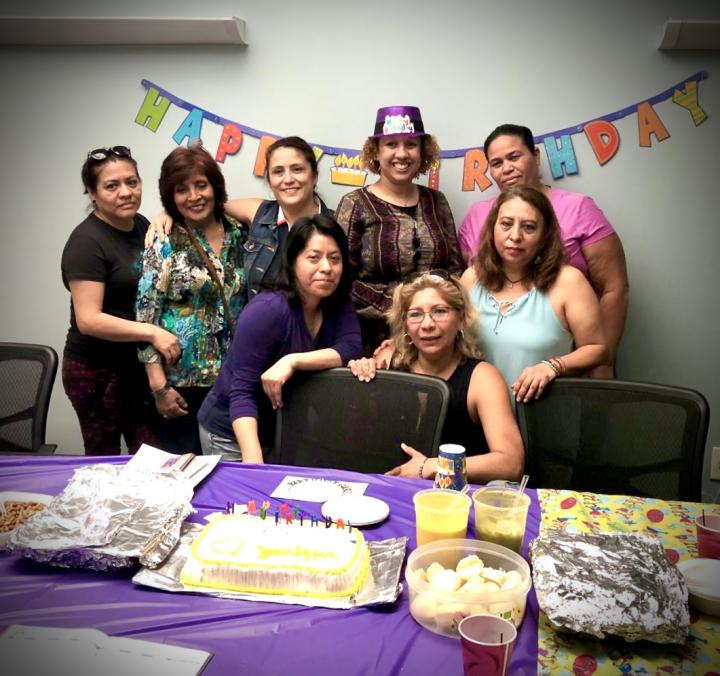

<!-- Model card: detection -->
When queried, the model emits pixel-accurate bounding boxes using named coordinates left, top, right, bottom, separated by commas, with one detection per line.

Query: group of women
left=61, top=105, right=628, bottom=485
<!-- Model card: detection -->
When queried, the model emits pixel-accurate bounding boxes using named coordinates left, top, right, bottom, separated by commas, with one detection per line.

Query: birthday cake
left=180, top=514, right=371, bottom=598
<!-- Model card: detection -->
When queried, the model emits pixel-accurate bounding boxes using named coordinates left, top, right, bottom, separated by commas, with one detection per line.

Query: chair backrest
left=517, top=378, right=709, bottom=502
left=0, top=342, right=58, bottom=453
left=274, top=367, right=451, bottom=473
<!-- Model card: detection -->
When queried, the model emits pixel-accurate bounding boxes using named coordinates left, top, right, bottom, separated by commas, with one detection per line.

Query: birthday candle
left=337, top=518, right=345, bottom=530
left=275, top=510, right=279, bottom=525
left=248, top=499, right=256, bottom=515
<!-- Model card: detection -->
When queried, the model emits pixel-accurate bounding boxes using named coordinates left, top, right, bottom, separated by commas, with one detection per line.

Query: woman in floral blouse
left=136, top=145, right=246, bottom=454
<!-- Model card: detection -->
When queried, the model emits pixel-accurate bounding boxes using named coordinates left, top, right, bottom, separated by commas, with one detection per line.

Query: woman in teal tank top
left=461, top=185, right=606, bottom=404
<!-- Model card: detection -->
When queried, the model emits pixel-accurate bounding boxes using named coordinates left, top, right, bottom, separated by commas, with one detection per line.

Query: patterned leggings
left=62, top=356, right=158, bottom=455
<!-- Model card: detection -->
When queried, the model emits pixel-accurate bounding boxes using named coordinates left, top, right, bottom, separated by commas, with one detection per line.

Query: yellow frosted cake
left=181, top=514, right=371, bottom=598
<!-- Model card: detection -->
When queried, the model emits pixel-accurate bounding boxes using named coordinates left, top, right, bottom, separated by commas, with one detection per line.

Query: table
left=2, top=456, right=718, bottom=675
left=0, top=456, right=541, bottom=676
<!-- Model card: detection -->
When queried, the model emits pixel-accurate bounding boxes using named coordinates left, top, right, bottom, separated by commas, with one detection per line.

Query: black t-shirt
left=61, top=212, right=149, bottom=367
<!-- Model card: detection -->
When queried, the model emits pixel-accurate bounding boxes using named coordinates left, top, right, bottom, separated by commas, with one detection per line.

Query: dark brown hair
left=360, top=135, right=441, bottom=176
left=473, top=184, right=567, bottom=292
left=159, top=145, right=227, bottom=223
left=264, top=136, right=319, bottom=181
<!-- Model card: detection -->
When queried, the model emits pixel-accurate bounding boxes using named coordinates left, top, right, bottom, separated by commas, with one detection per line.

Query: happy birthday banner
left=134, top=71, right=708, bottom=192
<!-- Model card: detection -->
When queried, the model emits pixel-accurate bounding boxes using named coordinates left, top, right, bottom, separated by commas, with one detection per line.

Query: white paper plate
left=322, top=495, right=390, bottom=527
left=0, top=491, right=53, bottom=549
left=287, top=479, right=346, bottom=503
left=677, top=558, right=720, bottom=616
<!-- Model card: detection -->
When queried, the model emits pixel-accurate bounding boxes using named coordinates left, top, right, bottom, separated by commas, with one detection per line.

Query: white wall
left=1, top=0, right=719, bottom=501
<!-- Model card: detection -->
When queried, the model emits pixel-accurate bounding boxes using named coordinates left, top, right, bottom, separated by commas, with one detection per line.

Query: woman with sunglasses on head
left=197, top=214, right=362, bottom=463
left=148, top=136, right=332, bottom=300
left=61, top=146, right=180, bottom=455
left=460, top=185, right=607, bottom=405
left=335, top=106, right=463, bottom=354
left=349, top=270, right=524, bottom=483
left=135, top=144, right=246, bottom=455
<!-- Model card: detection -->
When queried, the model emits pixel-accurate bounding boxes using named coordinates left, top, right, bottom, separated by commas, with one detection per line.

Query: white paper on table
left=0, top=624, right=212, bottom=676
left=271, top=475, right=368, bottom=503
left=123, top=444, right=221, bottom=487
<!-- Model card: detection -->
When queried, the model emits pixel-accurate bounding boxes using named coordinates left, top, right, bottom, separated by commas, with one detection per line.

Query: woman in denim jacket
left=149, top=136, right=331, bottom=302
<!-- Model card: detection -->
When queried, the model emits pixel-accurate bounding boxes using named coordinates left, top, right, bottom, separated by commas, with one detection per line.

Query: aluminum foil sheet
left=530, top=531, right=689, bottom=644
left=133, top=522, right=406, bottom=609
left=9, top=464, right=194, bottom=571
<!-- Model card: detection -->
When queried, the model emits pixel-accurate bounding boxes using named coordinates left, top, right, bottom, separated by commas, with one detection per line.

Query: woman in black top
left=61, top=146, right=180, bottom=454
left=349, top=270, right=523, bottom=482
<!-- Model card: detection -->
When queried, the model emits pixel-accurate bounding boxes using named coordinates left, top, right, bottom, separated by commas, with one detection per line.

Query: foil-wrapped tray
left=10, top=464, right=194, bottom=571
left=530, top=531, right=689, bottom=644
left=133, top=522, right=406, bottom=609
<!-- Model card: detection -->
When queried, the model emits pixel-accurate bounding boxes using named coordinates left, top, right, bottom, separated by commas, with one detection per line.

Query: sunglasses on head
left=86, top=146, right=132, bottom=161
left=407, top=268, right=457, bottom=284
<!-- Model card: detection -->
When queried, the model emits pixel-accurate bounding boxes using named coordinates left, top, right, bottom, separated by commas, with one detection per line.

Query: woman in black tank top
left=350, top=270, right=524, bottom=483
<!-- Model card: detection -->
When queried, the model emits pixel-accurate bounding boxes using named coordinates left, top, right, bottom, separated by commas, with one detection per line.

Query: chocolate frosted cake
left=530, top=532, right=689, bottom=644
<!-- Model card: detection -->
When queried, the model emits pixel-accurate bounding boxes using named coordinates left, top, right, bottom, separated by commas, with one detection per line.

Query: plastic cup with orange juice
left=413, top=488, right=472, bottom=547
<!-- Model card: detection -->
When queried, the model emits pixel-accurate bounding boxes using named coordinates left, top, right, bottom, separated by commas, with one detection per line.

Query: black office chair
left=0, top=342, right=58, bottom=455
left=517, top=378, right=709, bottom=502
left=274, top=367, right=450, bottom=474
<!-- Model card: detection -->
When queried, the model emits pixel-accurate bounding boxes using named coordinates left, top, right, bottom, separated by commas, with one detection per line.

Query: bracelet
left=418, top=457, right=429, bottom=480
left=549, top=356, right=567, bottom=375
left=541, top=359, right=560, bottom=376
left=151, top=383, right=172, bottom=399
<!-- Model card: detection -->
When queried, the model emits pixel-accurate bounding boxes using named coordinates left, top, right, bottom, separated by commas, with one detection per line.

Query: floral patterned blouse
left=136, top=216, right=246, bottom=387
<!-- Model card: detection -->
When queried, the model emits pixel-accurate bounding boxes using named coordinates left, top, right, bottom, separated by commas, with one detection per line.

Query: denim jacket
left=243, top=198, right=333, bottom=300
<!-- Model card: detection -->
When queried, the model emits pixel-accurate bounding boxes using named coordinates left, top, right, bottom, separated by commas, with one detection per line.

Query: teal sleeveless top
left=469, top=283, right=573, bottom=389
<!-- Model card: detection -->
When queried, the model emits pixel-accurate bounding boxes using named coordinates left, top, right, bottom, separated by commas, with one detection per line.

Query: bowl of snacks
left=0, top=492, right=52, bottom=550
left=405, top=538, right=531, bottom=638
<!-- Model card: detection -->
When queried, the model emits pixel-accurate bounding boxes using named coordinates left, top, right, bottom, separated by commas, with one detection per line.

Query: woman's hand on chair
left=512, top=363, right=556, bottom=403
left=261, top=355, right=295, bottom=409
left=348, top=357, right=377, bottom=382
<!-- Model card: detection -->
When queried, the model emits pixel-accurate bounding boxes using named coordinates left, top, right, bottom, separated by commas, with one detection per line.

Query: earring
left=534, top=253, right=542, bottom=265
left=403, top=332, right=413, bottom=345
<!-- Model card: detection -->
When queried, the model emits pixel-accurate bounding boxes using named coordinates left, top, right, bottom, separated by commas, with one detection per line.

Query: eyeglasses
left=86, top=146, right=132, bottom=161
left=406, top=306, right=456, bottom=324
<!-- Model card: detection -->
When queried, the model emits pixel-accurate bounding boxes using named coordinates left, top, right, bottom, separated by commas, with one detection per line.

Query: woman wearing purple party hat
left=335, top=106, right=462, bottom=353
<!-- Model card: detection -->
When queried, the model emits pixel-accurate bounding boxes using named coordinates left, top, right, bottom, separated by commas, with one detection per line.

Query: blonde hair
left=360, top=136, right=441, bottom=176
left=386, top=272, right=483, bottom=371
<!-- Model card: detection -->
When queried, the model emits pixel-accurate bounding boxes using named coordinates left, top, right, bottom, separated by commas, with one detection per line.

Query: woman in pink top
left=458, top=124, right=628, bottom=378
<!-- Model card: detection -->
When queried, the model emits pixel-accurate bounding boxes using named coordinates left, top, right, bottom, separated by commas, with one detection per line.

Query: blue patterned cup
left=434, top=444, right=467, bottom=492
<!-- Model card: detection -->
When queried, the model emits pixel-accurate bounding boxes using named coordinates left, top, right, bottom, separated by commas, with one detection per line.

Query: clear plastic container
left=405, top=538, right=531, bottom=638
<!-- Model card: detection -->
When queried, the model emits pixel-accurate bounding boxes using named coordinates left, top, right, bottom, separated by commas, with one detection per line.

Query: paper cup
left=413, top=488, right=471, bottom=547
left=459, top=614, right=517, bottom=676
left=696, top=513, right=720, bottom=559
left=434, top=444, right=468, bottom=492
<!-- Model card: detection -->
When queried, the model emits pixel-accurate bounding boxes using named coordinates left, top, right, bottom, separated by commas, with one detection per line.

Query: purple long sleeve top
left=198, top=291, right=362, bottom=445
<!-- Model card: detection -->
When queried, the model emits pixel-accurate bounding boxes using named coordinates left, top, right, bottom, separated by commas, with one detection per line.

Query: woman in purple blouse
left=197, top=214, right=362, bottom=462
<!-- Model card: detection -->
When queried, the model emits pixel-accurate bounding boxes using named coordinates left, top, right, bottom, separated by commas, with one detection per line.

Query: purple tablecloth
left=0, top=456, right=541, bottom=675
